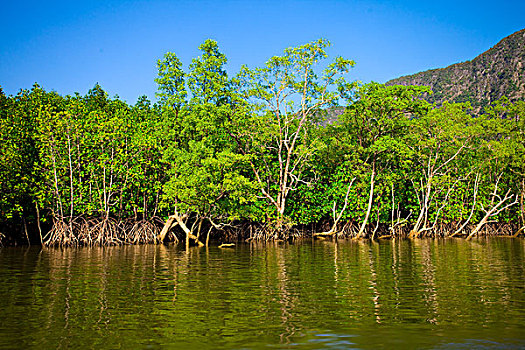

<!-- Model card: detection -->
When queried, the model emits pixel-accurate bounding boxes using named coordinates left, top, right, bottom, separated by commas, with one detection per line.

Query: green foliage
left=158, top=40, right=257, bottom=225
left=156, top=52, right=186, bottom=114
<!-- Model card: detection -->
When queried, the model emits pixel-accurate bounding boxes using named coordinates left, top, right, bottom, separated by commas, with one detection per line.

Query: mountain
left=386, top=28, right=525, bottom=110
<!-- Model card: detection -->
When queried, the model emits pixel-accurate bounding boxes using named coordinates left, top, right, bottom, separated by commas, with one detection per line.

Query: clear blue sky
left=1, top=0, right=524, bottom=104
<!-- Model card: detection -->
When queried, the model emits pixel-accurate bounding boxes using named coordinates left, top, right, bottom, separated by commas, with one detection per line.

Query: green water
left=1, top=238, right=524, bottom=349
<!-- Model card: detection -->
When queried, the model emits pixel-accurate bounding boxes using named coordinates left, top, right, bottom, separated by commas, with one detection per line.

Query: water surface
left=1, top=238, right=524, bottom=349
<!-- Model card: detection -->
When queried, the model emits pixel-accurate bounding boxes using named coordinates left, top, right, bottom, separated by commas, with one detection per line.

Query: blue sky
left=1, top=0, right=524, bottom=104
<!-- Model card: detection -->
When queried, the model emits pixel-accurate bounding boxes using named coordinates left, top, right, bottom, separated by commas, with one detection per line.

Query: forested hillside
left=1, top=39, right=524, bottom=246
left=387, top=28, right=525, bottom=111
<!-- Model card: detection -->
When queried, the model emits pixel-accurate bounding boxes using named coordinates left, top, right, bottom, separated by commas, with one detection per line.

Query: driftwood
left=313, top=231, right=336, bottom=238
left=219, top=243, right=235, bottom=248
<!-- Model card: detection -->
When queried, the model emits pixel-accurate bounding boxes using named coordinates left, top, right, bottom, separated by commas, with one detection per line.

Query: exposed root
left=43, top=216, right=161, bottom=246
left=39, top=216, right=524, bottom=247
left=43, top=218, right=79, bottom=246
left=127, top=219, right=160, bottom=244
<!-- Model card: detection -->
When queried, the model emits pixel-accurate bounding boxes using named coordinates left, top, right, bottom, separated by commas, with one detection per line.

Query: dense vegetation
left=1, top=39, right=524, bottom=246
left=387, top=28, right=525, bottom=111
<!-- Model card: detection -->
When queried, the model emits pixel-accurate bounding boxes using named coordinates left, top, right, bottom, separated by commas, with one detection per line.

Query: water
left=1, top=238, right=524, bottom=349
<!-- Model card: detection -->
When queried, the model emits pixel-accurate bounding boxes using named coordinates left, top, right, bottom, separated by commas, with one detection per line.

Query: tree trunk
left=451, top=173, right=479, bottom=237
left=157, top=216, right=176, bottom=243
left=35, top=203, right=43, bottom=245
left=158, top=212, right=204, bottom=247
left=411, top=177, right=431, bottom=238
left=314, top=177, right=355, bottom=238
left=467, top=190, right=517, bottom=240
left=357, top=170, right=375, bottom=238
left=173, top=213, right=204, bottom=247
left=520, top=177, right=525, bottom=227
left=468, top=216, right=489, bottom=240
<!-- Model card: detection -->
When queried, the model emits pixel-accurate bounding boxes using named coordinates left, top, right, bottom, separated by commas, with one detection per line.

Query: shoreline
left=1, top=217, right=522, bottom=247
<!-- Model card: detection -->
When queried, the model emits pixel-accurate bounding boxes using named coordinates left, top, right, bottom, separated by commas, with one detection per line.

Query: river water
left=1, top=238, right=524, bottom=349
